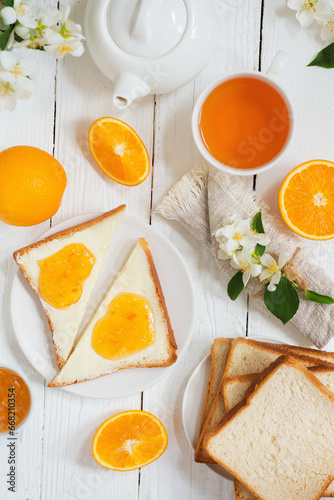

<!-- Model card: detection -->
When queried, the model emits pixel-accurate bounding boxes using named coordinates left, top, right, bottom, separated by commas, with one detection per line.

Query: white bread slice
left=309, top=367, right=334, bottom=498
left=265, top=343, right=334, bottom=364
left=223, top=376, right=258, bottom=500
left=205, top=356, right=334, bottom=500
left=223, top=368, right=334, bottom=500
left=49, top=238, right=177, bottom=387
left=194, top=337, right=232, bottom=463
left=224, top=369, right=334, bottom=413
left=13, top=206, right=125, bottom=368
left=223, top=337, right=332, bottom=379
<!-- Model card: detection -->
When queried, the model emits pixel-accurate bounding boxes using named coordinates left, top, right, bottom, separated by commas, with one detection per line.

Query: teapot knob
left=130, top=0, right=157, bottom=43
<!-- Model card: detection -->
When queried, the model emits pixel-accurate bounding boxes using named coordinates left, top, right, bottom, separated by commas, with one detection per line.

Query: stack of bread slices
left=196, top=337, right=334, bottom=500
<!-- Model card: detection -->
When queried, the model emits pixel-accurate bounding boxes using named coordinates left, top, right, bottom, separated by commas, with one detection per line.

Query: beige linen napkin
left=156, top=164, right=334, bottom=348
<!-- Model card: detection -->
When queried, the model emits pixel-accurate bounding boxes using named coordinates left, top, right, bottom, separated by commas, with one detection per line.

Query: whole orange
left=0, top=146, right=67, bottom=226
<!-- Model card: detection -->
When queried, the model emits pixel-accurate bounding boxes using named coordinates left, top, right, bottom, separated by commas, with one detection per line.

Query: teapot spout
left=112, top=72, right=151, bottom=109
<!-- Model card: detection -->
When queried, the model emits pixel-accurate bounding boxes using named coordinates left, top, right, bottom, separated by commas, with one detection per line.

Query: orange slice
left=279, top=160, right=334, bottom=240
left=88, top=117, right=150, bottom=186
left=92, top=410, right=168, bottom=471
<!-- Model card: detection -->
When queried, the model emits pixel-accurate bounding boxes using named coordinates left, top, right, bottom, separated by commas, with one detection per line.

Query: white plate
left=11, top=213, right=196, bottom=399
left=182, top=336, right=286, bottom=480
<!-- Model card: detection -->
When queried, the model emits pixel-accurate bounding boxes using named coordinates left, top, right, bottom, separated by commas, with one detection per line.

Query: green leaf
left=0, top=26, right=13, bottom=50
left=255, top=243, right=265, bottom=257
left=264, top=277, right=299, bottom=324
left=251, top=212, right=265, bottom=256
left=251, top=211, right=264, bottom=233
left=227, top=271, right=244, bottom=301
left=305, top=290, right=334, bottom=304
left=4, top=0, right=14, bottom=6
left=308, top=43, right=334, bottom=69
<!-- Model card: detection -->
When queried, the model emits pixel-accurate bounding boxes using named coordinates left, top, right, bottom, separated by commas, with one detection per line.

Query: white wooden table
left=1, top=1, right=334, bottom=499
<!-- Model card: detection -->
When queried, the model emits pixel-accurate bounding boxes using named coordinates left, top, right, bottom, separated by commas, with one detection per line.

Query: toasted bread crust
left=138, top=238, right=177, bottom=364
left=194, top=338, right=232, bottom=463
left=13, top=206, right=126, bottom=369
left=48, top=237, right=177, bottom=387
left=309, top=365, right=334, bottom=374
left=224, top=338, right=328, bottom=379
left=204, top=355, right=334, bottom=500
left=322, top=486, right=334, bottom=497
left=278, top=344, right=334, bottom=363
left=48, top=357, right=174, bottom=387
left=222, top=374, right=256, bottom=413
left=13, top=206, right=126, bottom=263
left=253, top=341, right=334, bottom=364
left=195, top=339, right=232, bottom=454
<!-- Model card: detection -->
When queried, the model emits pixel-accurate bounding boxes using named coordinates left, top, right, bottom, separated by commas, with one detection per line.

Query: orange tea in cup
left=199, top=77, right=291, bottom=169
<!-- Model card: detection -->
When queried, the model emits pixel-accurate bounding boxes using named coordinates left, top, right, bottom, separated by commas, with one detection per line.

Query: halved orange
left=92, top=410, right=168, bottom=471
left=88, top=117, right=150, bottom=186
left=279, top=160, right=334, bottom=240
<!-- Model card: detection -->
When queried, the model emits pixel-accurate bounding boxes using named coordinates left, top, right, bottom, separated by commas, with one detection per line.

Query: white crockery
left=11, top=214, right=196, bottom=399
left=85, top=0, right=218, bottom=109
left=192, top=51, right=295, bottom=176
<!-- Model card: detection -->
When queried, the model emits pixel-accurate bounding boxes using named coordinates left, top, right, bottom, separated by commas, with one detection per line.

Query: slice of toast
left=223, top=376, right=257, bottom=500
left=205, top=356, right=334, bottom=500
left=13, top=206, right=125, bottom=368
left=223, top=367, right=334, bottom=499
left=194, top=337, right=232, bottom=463
left=223, top=337, right=331, bottom=379
left=257, top=343, right=334, bottom=365
left=49, top=238, right=177, bottom=387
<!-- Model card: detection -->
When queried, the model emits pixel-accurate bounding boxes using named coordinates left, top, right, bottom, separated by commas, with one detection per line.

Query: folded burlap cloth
left=156, top=164, right=334, bottom=348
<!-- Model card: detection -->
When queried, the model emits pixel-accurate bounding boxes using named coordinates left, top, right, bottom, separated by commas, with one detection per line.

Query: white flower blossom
left=0, top=3, right=84, bottom=111
left=54, top=4, right=84, bottom=40
left=230, top=249, right=263, bottom=287
left=41, top=4, right=85, bottom=59
left=0, top=50, right=37, bottom=81
left=0, top=78, right=16, bottom=111
left=1, top=0, right=37, bottom=28
left=0, top=52, right=36, bottom=111
left=37, top=8, right=61, bottom=28
left=314, top=2, right=334, bottom=41
left=287, top=0, right=331, bottom=27
left=215, top=218, right=270, bottom=257
left=259, top=253, right=290, bottom=292
left=43, top=32, right=84, bottom=59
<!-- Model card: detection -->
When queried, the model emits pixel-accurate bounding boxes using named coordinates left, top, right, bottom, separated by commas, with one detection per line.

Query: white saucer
left=182, top=336, right=285, bottom=480
left=11, top=213, right=196, bottom=399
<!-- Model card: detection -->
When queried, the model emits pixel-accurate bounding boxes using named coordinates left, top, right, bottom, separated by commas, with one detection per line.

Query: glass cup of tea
left=192, top=51, right=294, bottom=176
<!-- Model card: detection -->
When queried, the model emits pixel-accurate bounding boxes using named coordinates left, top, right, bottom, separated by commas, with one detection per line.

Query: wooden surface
left=1, top=1, right=334, bottom=499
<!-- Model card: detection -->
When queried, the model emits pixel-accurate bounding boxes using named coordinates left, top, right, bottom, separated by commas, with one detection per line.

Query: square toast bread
left=205, top=356, right=334, bottom=500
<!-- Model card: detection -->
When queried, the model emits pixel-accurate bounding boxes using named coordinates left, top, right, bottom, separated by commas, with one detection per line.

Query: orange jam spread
left=0, top=367, right=31, bottom=433
left=38, top=243, right=95, bottom=309
left=91, top=293, right=155, bottom=360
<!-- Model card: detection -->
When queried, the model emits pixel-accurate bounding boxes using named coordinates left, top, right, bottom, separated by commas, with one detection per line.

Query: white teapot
left=85, top=0, right=218, bottom=109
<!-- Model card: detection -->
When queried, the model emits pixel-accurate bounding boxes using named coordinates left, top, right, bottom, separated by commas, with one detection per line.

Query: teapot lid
left=108, top=0, right=187, bottom=59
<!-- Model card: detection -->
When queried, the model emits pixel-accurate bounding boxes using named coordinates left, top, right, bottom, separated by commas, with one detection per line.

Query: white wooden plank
left=40, top=1, right=154, bottom=498
left=251, top=9, right=334, bottom=498
left=51, top=0, right=154, bottom=224
left=250, top=1, right=334, bottom=356
left=140, top=1, right=263, bottom=499
left=0, top=1, right=58, bottom=496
